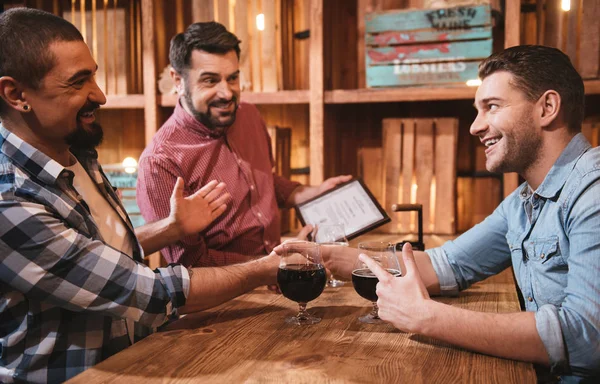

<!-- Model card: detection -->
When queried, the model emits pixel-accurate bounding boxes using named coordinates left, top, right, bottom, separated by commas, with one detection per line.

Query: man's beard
left=65, top=121, right=104, bottom=151
left=182, top=85, right=239, bottom=132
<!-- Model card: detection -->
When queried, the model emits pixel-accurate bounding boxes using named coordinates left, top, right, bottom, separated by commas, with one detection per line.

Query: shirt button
left=264, top=240, right=270, bottom=246
left=540, top=253, right=545, bottom=259
left=250, top=185, right=255, bottom=191
left=533, top=193, right=539, bottom=199
left=527, top=296, right=533, bottom=302
left=257, top=212, right=263, bottom=218
left=237, top=159, right=242, bottom=165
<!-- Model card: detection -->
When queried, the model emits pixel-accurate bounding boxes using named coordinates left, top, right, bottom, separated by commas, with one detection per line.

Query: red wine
left=352, top=268, right=401, bottom=302
left=277, top=264, right=327, bottom=303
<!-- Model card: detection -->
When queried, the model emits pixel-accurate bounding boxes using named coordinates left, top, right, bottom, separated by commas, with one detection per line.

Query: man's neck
left=2, top=118, right=74, bottom=167
left=523, top=130, right=576, bottom=191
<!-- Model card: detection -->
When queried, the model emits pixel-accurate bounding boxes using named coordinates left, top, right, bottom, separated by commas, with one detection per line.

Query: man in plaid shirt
left=0, top=8, right=302, bottom=383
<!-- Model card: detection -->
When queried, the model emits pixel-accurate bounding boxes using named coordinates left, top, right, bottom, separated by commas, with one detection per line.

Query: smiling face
left=470, top=71, right=543, bottom=175
left=22, top=40, right=106, bottom=147
left=176, top=49, right=240, bottom=132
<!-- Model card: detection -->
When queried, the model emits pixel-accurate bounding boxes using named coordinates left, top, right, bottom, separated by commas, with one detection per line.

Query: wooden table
left=69, top=268, right=536, bottom=383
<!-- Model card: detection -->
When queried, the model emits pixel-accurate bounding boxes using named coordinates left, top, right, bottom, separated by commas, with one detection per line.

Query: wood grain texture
left=505, top=0, right=521, bottom=48
left=433, top=118, right=457, bottom=235
left=250, top=0, right=263, bottom=91
left=141, top=0, right=158, bottom=145
left=325, top=86, right=477, bottom=103
left=382, top=119, right=403, bottom=233
left=261, top=0, right=279, bottom=91
left=357, top=147, right=384, bottom=204
left=234, top=0, right=252, bottom=91
left=400, top=119, right=415, bottom=232
left=68, top=259, right=535, bottom=383
left=309, top=0, right=324, bottom=185
left=192, top=0, right=214, bottom=22
left=579, top=0, right=600, bottom=79
left=415, top=119, right=434, bottom=233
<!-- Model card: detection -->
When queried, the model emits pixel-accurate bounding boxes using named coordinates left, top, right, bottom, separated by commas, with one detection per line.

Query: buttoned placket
left=226, top=137, right=271, bottom=252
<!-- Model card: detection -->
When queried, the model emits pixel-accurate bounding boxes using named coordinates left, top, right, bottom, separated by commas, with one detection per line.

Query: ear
left=0, top=76, right=28, bottom=112
left=537, top=90, right=561, bottom=128
left=170, top=68, right=184, bottom=94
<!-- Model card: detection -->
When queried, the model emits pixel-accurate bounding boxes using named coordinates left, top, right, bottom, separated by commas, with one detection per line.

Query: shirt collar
left=0, top=124, right=67, bottom=185
left=172, top=98, right=237, bottom=138
left=524, top=133, right=591, bottom=200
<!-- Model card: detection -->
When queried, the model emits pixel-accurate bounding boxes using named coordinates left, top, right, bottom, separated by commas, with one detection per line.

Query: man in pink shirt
left=137, top=21, right=350, bottom=267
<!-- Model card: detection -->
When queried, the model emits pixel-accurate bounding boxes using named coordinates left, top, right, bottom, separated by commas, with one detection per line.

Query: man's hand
left=169, top=177, right=230, bottom=240
left=359, top=242, right=433, bottom=334
left=267, top=225, right=314, bottom=293
left=316, top=175, right=353, bottom=195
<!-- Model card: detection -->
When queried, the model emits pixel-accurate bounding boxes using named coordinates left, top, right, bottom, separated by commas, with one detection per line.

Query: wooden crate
left=582, top=118, right=600, bottom=147
left=365, top=4, right=493, bottom=87
left=376, top=118, right=458, bottom=235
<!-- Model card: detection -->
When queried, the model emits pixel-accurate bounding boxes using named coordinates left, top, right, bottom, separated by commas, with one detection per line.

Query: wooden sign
left=365, top=4, right=493, bottom=88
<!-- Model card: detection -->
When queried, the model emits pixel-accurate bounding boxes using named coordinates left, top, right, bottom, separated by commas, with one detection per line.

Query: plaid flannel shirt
left=0, top=126, right=189, bottom=383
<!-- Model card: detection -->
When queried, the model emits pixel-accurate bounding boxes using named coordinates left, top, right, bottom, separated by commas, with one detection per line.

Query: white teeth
left=485, top=138, right=500, bottom=147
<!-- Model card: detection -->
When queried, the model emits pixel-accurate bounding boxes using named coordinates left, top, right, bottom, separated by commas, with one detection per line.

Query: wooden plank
left=456, top=177, right=474, bottom=232
left=214, top=0, right=230, bottom=29
left=294, top=0, right=311, bottom=90
left=400, top=119, right=416, bottom=233
left=309, top=0, right=324, bottom=185
left=579, top=0, right=600, bottom=79
left=382, top=119, right=402, bottom=233
left=366, top=60, right=480, bottom=87
left=365, top=26, right=492, bottom=46
left=261, top=0, right=279, bottom=91
left=582, top=120, right=600, bottom=147
left=433, top=118, right=457, bottom=234
left=192, top=0, right=214, bottom=22
left=565, top=0, right=581, bottom=67
left=504, top=0, right=521, bottom=48
left=234, top=0, right=252, bottom=91
left=141, top=0, right=158, bottom=145
left=250, top=0, right=263, bottom=91
left=365, top=4, right=492, bottom=33
left=357, top=147, right=384, bottom=205
left=543, top=0, right=563, bottom=49
left=415, top=119, right=434, bottom=233
left=325, top=86, right=476, bottom=103
left=366, top=39, right=493, bottom=66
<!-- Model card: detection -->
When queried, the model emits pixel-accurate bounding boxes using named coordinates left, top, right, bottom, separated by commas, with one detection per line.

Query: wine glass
left=352, top=241, right=401, bottom=324
left=313, top=223, right=349, bottom=288
left=277, top=241, right=327, bottom=325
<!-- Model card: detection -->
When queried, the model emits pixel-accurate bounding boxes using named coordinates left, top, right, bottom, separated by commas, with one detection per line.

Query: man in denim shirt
left=323, top=45, right=599, bottom=382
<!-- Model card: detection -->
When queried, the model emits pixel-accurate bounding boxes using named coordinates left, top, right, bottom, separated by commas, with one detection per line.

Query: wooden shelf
left=103, top=94, right=145, bottom=109
left=158, top=90, right=310, bottom=107
left=324, top=86, right=477, bottom=104
left=585, top=80, right=600, bottom=95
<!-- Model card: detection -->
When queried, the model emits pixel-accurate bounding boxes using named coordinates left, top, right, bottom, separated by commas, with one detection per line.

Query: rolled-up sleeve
left=0, top=200, right=189, bottom=329
left=426, top=247, right=459, bottom=296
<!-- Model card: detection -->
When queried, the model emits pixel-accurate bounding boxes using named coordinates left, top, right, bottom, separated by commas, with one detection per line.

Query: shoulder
left=237, top=102, right=264, bottom=123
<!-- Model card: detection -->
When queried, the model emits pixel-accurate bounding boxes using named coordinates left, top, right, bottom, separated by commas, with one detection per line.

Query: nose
left=89, top=79, right=107, bottom=105
left=216, top=79, right=233, bottom=100
left=469, top=111, right=487, bottom=137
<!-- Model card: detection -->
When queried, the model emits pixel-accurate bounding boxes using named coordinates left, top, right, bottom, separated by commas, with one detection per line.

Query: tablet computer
left=294, top=178, right=390, bottom=241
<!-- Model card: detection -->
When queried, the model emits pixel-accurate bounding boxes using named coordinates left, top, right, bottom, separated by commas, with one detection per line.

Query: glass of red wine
left=352, top=241, right=401, bottom=324
left=277, top=241, right=327, bottom=325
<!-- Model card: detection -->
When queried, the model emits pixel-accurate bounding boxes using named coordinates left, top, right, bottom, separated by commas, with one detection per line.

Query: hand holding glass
left=352, top=242, right=401, bottom=324
left=277, top=241, right=327, bottom=325
left=313, top=223, right=349, bottom=287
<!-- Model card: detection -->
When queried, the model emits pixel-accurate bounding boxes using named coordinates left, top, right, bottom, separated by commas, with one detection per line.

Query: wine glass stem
left=370, top=302, right=379, bottom=319
left=297, top=303, right=309, bottom=320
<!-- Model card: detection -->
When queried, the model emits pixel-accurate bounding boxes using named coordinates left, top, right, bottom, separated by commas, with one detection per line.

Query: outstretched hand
left=359, top=242, right=433, bottom=333
left=169, top=177, right=230, bottom=239
left=317, top=175, right=353, bottom=195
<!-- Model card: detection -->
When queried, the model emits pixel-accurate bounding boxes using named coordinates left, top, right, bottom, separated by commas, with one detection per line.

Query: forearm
left=179, top=255, right=278, bottom=313
left=421, top=301, right=549, bottom=365
left=135, top=217, right=180, bottom=255
left=405, top=251, right=441, bottom=296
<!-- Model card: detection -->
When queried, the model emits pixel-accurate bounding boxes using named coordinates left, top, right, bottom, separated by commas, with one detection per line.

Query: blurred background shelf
left=104, top=94, right=145, bottom=109
left=158, top=90, right=310, bottom=107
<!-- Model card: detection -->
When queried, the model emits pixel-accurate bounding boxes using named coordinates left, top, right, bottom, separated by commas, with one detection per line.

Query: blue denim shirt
left=427, top=133, right=600, bottom=381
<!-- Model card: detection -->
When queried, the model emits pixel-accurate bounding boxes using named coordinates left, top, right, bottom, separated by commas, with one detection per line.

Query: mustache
left=209, top=97, right=238, bottom=108
left=78, top=102, right=101, bottom=114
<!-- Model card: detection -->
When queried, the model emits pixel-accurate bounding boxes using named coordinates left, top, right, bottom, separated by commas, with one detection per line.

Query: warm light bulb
left=256, top=14, right=265, bottom=31
left=561, top=0, right=570, bottom=11
left=466, top=79, right=482, bottom=87
left=122, top=157, right=137, bottom=174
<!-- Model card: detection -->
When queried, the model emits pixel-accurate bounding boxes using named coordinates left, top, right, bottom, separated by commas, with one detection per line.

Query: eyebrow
left=66, top=65, right=98, bottom=83
left=199, top=70, right=240, bottom=78
left=473, top=97, right=502, bottom=108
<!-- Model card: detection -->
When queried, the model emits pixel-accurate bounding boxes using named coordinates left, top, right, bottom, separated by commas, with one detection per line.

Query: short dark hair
left=169, top=21, right=241, bottom=75
left=478, top=45, right=585, bottom=132
left=0, top=7, right=83, bottom=90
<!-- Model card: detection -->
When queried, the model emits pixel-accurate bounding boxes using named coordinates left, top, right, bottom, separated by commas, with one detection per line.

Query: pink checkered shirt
left=136, top=101, right=300, bottom=267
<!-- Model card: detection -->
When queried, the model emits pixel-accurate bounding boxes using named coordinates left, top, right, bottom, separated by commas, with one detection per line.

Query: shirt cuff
left=181, top=266, right=191, bottom=298
left=425, top=247, right=459, bottom=296
left=535, top=304, right=569, bottom=374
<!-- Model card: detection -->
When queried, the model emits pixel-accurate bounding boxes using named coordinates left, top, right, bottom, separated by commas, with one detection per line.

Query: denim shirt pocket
left=527, top=236, right=566, bottom=306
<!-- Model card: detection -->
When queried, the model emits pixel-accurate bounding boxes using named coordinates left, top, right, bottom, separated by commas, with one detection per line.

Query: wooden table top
left=69, top=263, right=536, bottom=383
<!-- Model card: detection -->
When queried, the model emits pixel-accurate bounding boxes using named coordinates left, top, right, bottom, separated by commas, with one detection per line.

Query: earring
left=23, top=105, right=30, bottom=111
